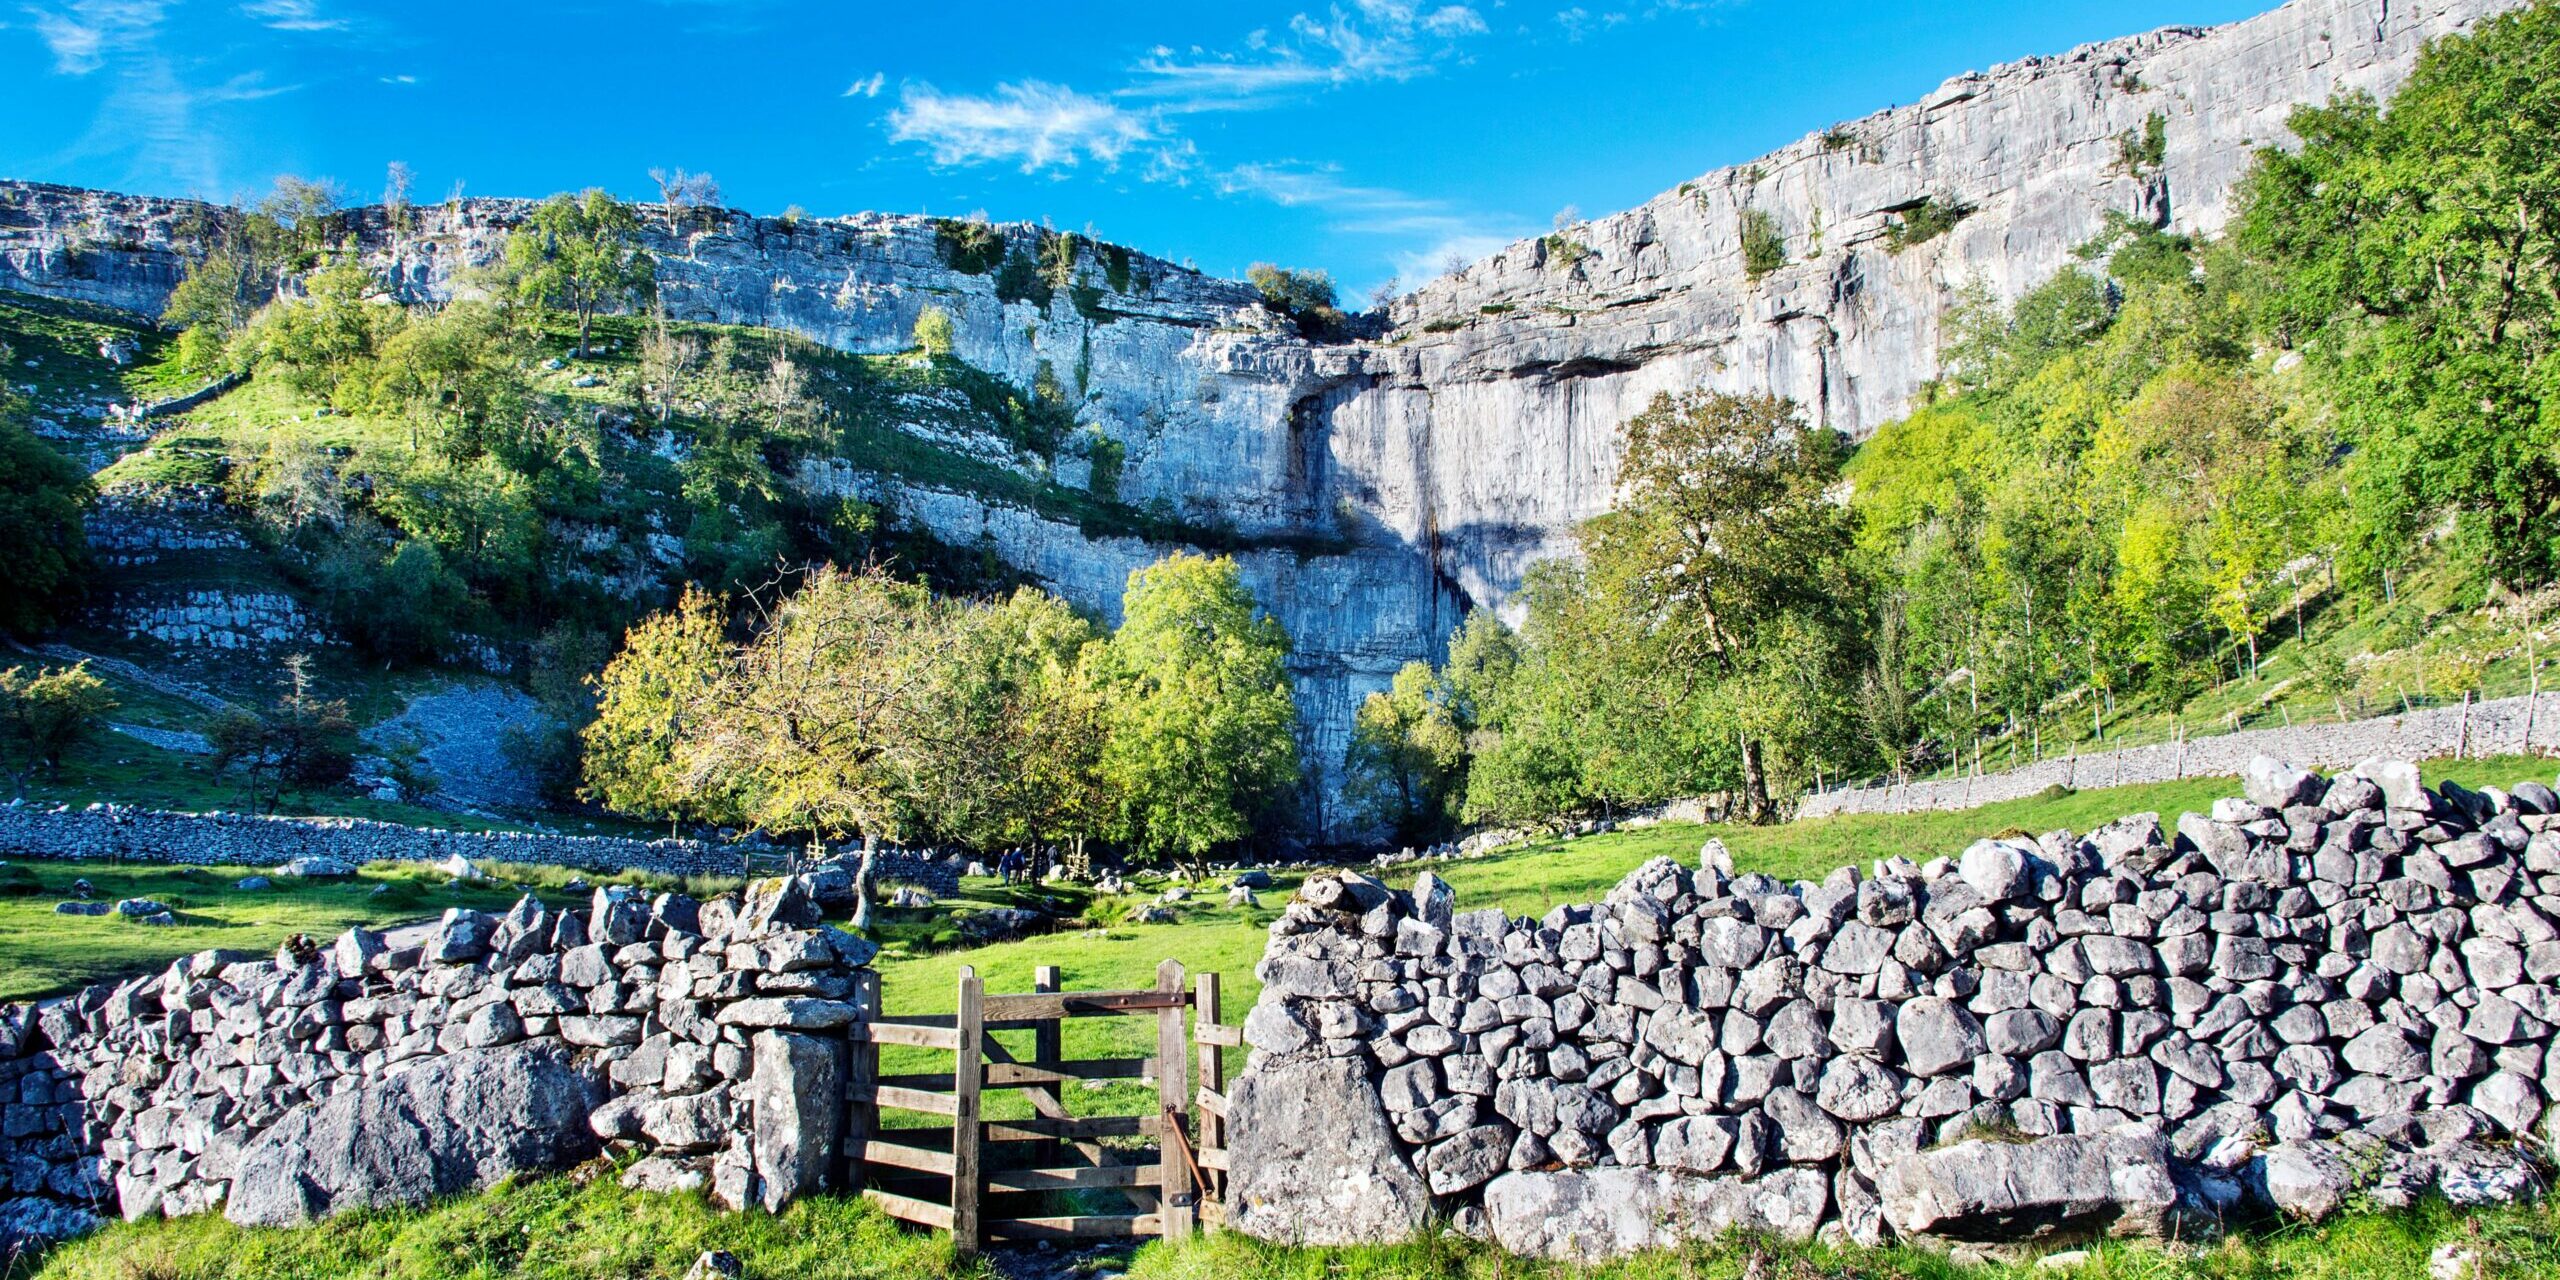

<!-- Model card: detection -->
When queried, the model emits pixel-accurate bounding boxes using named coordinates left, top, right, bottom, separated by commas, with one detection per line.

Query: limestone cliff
left=0, top=0, right=2517, bottom=834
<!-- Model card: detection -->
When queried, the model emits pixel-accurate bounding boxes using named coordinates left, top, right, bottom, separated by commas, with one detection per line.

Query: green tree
left=1246, top=264, right=1345, bottom=337
left=2236, top=3, right=2560, bottom=586
left=0, top=662, right=116, bottom=782
left=208, top=655, right=356, bottom=812
left=914, top=304, right=957, bottom=357
left=583, top=587, right=741, bottom=830
left=505, top=190, right=656, bottom=357
left=0, top=412, right=92, bottom=635
left=1093, top=554, right=1300, bottom=866
left=1343, top=660, right=1468, bottom=845
left=1582, top=391, right=1865, bottom=820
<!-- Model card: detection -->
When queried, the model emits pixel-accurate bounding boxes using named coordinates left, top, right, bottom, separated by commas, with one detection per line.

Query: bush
left=1739, top=209, right=1787, bottom=279
left=1246, top=264, right=1346, bottom=338
left=0, top=414, right=93, bottom=634
left=1539, top=233, right=1592, bottom=270
left=932, top=218, right=1005, bottom=275
left=0, top=662, right=116, bottom=782
left=1883, top=195, right=1975, bottom=253
left=913, top=305, right=956, bottom=357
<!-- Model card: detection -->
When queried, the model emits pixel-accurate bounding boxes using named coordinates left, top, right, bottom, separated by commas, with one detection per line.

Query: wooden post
left=2459, top=691, right=2473, bottom=760
left=952, top=966, right=985, bottom=1256
left=845, top=968, right=882, bottom=1190
left=1033, top=965, right=1063, bottom=1171
left=1155, top=958, right=1193, bottom=1244
left=1195, top=972, right=1225, bottom=1213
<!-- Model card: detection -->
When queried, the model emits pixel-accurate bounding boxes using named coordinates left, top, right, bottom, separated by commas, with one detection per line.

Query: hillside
left=0, top=0, right=2521, bottom=836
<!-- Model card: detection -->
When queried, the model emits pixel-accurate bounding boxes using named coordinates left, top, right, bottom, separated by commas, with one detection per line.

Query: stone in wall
left=1228, top=755, right=2559, bottom=1256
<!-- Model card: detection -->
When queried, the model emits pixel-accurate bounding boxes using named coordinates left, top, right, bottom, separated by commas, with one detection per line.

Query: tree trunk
left=575, top=306, right=594, bottom=359
left=1739, top=736, right=1772, bottom=824
left=849, top=831, right=879, bottom=933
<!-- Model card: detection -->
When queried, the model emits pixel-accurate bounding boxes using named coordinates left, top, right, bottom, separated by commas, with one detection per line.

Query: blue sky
left=1, top=0, right=2269, bottom=294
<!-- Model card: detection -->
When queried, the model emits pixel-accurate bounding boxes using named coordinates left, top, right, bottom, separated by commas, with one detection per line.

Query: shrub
left=931, top=218, right=1004, bottom=275
left=1883, top=195, right=1975, bottom=253
left=1539, top=232, right=1592, bottom=270
left=913, top=305, right=956, bottom=357
left=2118, top=110, right=2169, bottom=175
left=0, top=662, right=116, bottom=783
left=1740, top=209, right=1787, bottom=279
left=1246, top=264, right=1345, bottom=338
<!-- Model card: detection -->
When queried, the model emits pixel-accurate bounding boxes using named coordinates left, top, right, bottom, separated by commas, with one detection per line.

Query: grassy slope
left=0, top=291, right=192, bottom=416
left=15, top=757, right=2560, bottom=1277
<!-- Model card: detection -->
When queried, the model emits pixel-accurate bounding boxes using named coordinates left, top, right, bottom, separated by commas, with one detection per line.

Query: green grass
left=15, top=1166, right=983, bottom=1280
left=0, top=289, right=193, bottom=415
left=0, top=858, right=744, bottom=1003
left=6, top=730, right=540, bottom=838
left=1123, top=1195, right=2560, bottom=1279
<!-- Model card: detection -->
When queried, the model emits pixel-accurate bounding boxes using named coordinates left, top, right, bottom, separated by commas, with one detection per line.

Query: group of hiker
left=993, top=847, right=1051, bottom=886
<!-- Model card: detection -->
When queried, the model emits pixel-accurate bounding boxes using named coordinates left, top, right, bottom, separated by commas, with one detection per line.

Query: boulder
left=1483, top=1166, right=1829, bottom=1261
left=1879, top=1130, right=2183, bottom=1242
left=2243, top=756, right=2323, bottom=810
left=279, top=856, right=357, bottom=879
left=1227, top=1055, right=1428, bottom=1244
left=226, top=1044, right=605, bottom=1226
left=2252, top=1140, right=2356, bottom=1221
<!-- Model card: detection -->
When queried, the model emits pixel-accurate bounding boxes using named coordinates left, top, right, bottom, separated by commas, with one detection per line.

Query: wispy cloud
left=842, top=71, right=884, bottom=99
left=25, top=0, right=162, bottom=75
left=887, top=81, right=1161, bottom=174
left=237, top=0, right=341, bottom=32
left=1124, top=1, right=1488, bottom=112
left=1219, top=160, right=1532, bottom=289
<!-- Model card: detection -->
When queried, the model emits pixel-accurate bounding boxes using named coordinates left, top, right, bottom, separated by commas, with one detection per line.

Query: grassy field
left=12, top=754, right=2560, bottom=1277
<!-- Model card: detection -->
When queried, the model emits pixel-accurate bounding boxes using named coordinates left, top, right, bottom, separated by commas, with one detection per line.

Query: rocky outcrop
left=1227, top=756, right=2560, bottom=1255
left=0, top=0, right=2520, bottom=834
left=225, top=1043, right=605, bottom=1226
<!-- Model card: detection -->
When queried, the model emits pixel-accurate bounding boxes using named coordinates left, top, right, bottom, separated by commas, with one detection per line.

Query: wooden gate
left=849, top=959, right=1233, bottom=1255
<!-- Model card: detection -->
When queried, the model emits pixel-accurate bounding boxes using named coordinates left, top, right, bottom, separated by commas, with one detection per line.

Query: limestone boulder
left=1227, top=1055, right=1428, bottom=1244
left=1483, top=1166, right=1830, bottom=1261
left=1879, top=1130, right=2183, bottom=1243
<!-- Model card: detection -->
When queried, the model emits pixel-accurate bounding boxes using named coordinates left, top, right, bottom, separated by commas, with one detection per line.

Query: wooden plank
left=982, top=1113, right=1159, bottom=1143
left=978, top=989, right=1192, bottom=1020
left=952, top=966, right=985, bottom=1255
left=982, top=1058, right=1151, bottom=1088
left=984, top=1214, right=1164, bottom=1243
left=860, top=1140, right=955, bottom=1176
left=863, top=1020, right=961, bottom=1051
left=863, top=1188, right=954, bottom=1231
left=1156, top=958, right=1194, bottom=1245
left=1032, top=966, right=1066, bottom=1164
left=1193, top=1022, right=1243, bottom=1048
left=985, top=1163, right=1162, bottom=1193
left=1195, top=971, right=1227, bottom=1212
left=1198, top=1147, right=1229, bottom=1172
left=845, top=968, right=881, bottom=1180
left=878, top=1073, right=957, bottom=1091
left=874, top=1085, right=958, bottom=1117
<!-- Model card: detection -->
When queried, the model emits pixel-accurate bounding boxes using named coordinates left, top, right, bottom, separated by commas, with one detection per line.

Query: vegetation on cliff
left=1349, top=5, right=2560, bottom=838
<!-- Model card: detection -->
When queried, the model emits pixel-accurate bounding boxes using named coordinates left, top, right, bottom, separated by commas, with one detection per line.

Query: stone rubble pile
left=1229, top=757, right=2559, bottom=1259
left=0, top=865, right=879, bottom=1244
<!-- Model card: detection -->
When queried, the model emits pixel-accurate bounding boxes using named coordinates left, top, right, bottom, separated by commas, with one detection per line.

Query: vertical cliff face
left=0, top=0, right=2517, bottom=837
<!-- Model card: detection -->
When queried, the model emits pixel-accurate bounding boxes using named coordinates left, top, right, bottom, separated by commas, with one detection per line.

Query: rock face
left=1225, top=1055, right=1430, bottom=1245
left=0, top=0, right=2518, bottom=834
left=226, top=1044, right=605, bottom=1226
left=1227, top=760, right=2560, bottom=1255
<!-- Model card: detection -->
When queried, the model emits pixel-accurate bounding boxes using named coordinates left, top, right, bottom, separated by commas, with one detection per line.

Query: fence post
left=2459, top=692, right=2472, bottom=760
left=952, top=966, right=984, bottom=1256
left=1195, top=972, right=1225, bottom=1214
left=1033, top=965, right=1063, bottom=1170
left=1155, top=958, right=1193, bottom=1244
left=844, top=968, right=881, bottom=1190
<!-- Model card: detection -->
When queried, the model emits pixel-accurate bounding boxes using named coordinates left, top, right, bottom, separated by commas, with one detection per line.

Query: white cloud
left=238, top=0, right=341, bottom=31
left=380, top=73, right=416, bottom=85
left=888, top=81, right=1159, bottom=174
left=842, top=71, right=884, bottom=98
left=1423, top=5, right=1488, bottom=36
left=1219, top=161, right=1530, bottom=289
left=1123, top=1, right=1488, bottom=112
left=25, top=0, right=162, bottom=74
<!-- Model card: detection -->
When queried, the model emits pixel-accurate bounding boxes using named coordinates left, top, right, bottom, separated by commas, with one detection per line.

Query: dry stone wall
left=1800, top=692, right=2556, bottom=820
left=0, top=802, right=962, bottom=895
left=1229, top=757, right=2559, bottom=1259
left=0, top=866, right=878, bottom=1246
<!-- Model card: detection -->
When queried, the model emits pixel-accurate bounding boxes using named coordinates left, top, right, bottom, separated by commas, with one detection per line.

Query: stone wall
left=1798, top=692, right=2556, bottom=820
left=1228, top=757, right=2559, bottom=1259
left=0, top=803, right=963, bottom=896
left=0, top=868, right=878, bottom=1241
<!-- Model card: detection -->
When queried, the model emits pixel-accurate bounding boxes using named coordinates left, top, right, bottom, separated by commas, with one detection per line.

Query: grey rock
left=2244, top=756, right=2323, bottom=810
left=748, top=1031, right=847, bottom=1212
left=1228, top=1055, right=1427, bottom=1245
left=1483, top=1166, right=1829, bottom=1261
left=225, top=1044, right=603, bottom=1226
left=1880, top=1131, right=2183, bottom=1242
left=1896, top=997, right=1987, bottom=1078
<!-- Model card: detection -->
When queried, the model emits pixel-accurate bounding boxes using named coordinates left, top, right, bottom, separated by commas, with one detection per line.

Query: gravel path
left=363, top=681, right=555, bottom=813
